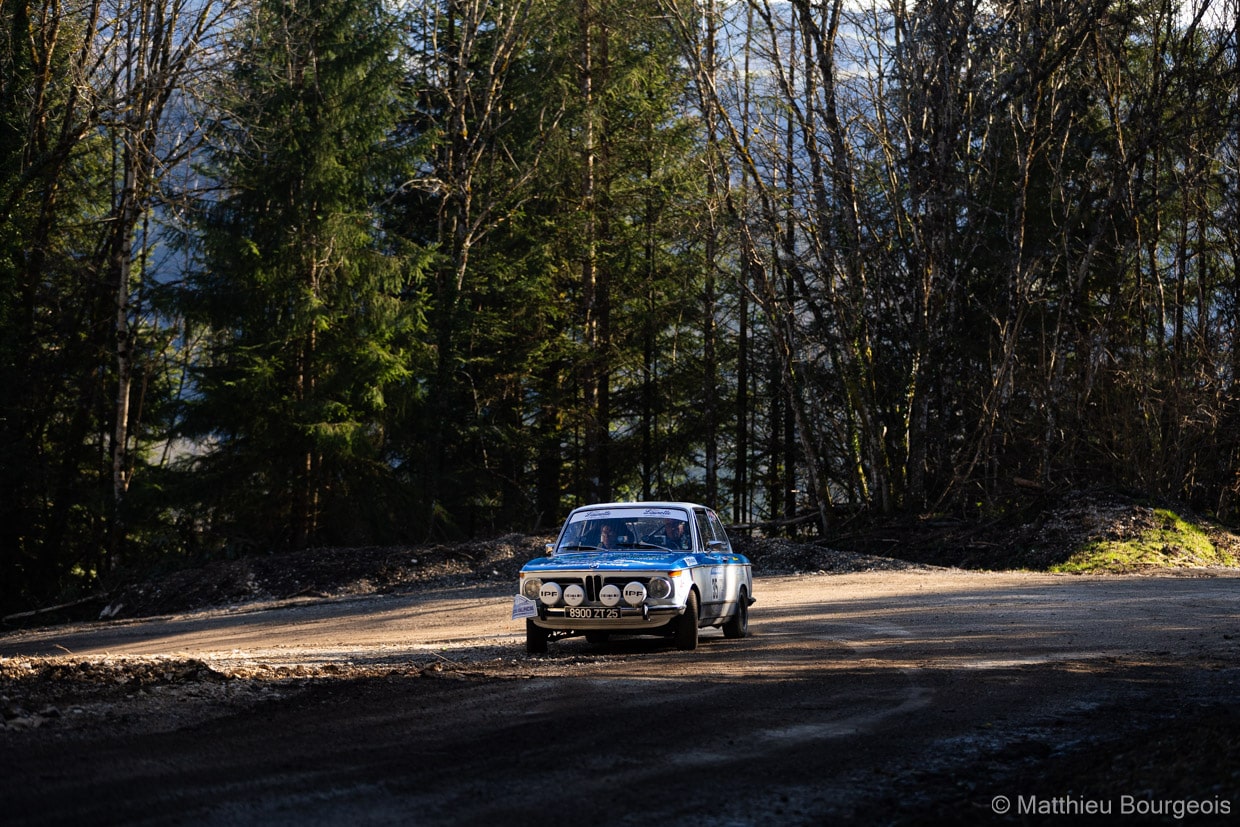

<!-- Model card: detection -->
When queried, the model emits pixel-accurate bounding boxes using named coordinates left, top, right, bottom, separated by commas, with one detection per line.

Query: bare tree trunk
left=106, top=0, right=237, bottom=559
left=579, top=0, right=601, bottom=503
left=701, top=0, right=721, bottom=505
left=415, top=0, right=543, bottom=529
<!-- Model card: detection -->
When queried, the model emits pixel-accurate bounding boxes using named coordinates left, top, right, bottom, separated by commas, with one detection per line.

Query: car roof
left=568, top=501, right=709, bottom=512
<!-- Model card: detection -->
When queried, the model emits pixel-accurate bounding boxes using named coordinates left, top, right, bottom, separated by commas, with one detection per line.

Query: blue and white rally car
left=514, top=502, right=754, bottom=653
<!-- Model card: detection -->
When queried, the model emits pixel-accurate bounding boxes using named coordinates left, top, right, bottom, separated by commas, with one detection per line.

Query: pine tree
left=180, top=0, right=426, bottom=551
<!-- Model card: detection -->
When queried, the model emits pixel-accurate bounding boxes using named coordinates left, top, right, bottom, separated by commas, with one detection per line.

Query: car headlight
left=539, top=581, right=563, bottom=606
left=599, top=584, right=622, bottom=607
left=647, top=577, right=673, bottom=600
left=522, top=577, right=542, bottom=599
left=623, top=581, right=647, bottom=606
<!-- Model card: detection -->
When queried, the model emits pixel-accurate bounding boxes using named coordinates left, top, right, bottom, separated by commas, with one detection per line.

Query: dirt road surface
left=3, top=569, right=1239, bottom=825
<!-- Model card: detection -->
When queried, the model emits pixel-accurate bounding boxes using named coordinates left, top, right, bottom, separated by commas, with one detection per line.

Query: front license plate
left=566, top=607, right=620, bottom=619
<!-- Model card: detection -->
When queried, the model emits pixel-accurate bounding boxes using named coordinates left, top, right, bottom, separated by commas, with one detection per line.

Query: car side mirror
left=707, top=540, right=728, bottom=551
left=545, top=543, right=555, bottom=556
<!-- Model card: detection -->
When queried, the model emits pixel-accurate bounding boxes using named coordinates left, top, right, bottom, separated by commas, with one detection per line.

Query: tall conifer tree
left=180, top=0, right=425, bottom=551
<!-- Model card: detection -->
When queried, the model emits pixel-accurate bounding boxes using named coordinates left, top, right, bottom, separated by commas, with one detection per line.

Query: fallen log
left=3, top=593, right=108, bottom=624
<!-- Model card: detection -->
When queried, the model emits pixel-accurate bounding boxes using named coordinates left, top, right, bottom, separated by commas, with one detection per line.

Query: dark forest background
left=3, top=0, right=1239, bottom=614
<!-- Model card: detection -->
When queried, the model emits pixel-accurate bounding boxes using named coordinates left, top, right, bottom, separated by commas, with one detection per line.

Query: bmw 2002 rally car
left=513, top=502, right=754, bottom=653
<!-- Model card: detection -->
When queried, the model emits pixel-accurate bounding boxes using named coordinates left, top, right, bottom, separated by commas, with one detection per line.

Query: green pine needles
left=180, top=0, right=427, bottom=550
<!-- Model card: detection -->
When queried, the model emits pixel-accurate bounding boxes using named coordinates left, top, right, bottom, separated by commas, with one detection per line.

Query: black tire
left=675, top=590, right=700, bottom=651
left=723, top=587, right=749, bottom=639
left=526, top=619, right=548, bottom=654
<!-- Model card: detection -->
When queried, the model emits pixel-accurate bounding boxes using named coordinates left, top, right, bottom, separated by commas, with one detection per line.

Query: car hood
left=520, top=550, right=700, bottom=573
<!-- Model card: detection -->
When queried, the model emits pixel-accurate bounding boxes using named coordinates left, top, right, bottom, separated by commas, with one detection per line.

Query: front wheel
left=723, top=587, right=749, bottom=639
left=526, top=619, right=548, bottom=654
left=674, top=590, right=699, bottom=651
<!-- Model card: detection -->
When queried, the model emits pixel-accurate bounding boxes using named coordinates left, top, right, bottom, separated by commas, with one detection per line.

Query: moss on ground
left=1050, top=508, right=1240, bottom=573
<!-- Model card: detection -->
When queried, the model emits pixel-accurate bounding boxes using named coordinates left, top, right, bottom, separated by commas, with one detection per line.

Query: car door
left=705, top=507, right=750, bottom=622
left=692, top=508, right=731, bottom=623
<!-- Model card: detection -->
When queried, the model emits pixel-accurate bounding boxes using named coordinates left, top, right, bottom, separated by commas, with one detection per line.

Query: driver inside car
left=598, top=522, right=620, bottom=548
left=647, top=518, right=689, bottom=550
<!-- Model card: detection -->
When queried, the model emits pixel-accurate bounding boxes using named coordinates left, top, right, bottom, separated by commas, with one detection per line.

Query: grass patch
left=1051, top=508, right=1240, bottom=573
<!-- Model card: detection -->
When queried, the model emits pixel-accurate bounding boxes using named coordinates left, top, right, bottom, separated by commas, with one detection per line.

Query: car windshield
left=555, top=506, right=692, bottom=552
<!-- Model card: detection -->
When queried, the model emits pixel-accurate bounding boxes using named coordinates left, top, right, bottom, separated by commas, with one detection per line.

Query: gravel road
left=2, top=569, right=1239, bottom=825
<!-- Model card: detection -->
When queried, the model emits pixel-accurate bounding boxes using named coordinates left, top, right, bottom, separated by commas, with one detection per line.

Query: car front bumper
left=531, top=603, right=682, bottom=631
